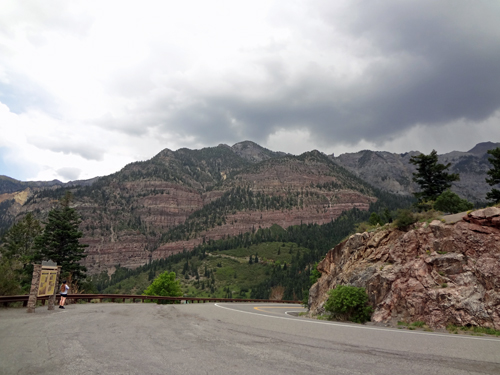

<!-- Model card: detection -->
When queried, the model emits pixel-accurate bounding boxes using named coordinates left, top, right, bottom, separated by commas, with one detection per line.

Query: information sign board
left=38, top=267, right=58, bottom=297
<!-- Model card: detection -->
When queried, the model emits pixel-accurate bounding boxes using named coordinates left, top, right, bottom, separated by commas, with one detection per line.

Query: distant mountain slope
left=332, top=142, right=500, bottom=203
left=0, top=175, right=99, bottom=195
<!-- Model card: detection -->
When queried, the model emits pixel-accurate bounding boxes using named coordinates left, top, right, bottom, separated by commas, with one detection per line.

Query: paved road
left=0, top=302, right=499, bottom=374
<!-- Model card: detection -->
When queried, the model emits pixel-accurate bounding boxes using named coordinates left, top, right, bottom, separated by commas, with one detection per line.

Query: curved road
left=0, top=302, right=499, bottom=374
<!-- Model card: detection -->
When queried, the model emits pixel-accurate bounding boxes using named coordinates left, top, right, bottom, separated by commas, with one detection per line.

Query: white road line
left=214, top=303, right=500, bottom=343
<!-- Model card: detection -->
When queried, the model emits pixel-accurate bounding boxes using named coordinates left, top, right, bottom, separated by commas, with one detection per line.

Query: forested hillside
left=89, top=190, right=413, bottom=300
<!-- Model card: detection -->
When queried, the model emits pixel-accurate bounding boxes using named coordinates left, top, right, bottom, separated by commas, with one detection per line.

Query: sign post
left=27, top=261, right=61, bottom=313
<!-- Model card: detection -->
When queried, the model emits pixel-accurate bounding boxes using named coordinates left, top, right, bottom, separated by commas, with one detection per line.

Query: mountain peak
left=231, top=141, right=287, bottom=163
left=467, top=142, right=500, bottom=156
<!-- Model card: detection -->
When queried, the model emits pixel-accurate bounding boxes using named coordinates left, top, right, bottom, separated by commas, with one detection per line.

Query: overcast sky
left=1, top=0, right=500, bottom=182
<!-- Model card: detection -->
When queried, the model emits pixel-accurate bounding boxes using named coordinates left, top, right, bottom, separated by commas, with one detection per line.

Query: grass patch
left=410, top=321, right=425, bottom=328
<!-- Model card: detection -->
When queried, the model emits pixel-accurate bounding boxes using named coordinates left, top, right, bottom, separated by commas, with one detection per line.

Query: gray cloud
left=127, top=1, right=500, bottom=149
left=56, top=167, right=81, bottom=181
left=27, top=136, right=105, bottom=161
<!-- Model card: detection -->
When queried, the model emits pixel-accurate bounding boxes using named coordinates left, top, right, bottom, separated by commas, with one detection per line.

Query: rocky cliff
left=308, top=207, right=500, bottom=329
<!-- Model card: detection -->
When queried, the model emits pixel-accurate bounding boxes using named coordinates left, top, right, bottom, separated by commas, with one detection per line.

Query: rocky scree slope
left=309, top=207, right=500, bottom=329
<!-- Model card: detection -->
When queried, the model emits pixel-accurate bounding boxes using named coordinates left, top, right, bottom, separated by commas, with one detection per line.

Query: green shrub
left=394, top=209, right=417, bottom=229
left=368, top=212, right=382, bottom=226
left=324, top=285, right=373, bottom=323
left=433, top=190, right=474, bottom=214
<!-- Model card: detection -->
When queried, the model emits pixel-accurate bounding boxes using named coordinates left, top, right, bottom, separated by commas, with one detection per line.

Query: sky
left=1, top=0, right=500, bottom=182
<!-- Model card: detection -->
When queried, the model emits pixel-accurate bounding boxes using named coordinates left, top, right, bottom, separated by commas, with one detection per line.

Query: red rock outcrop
left=308, top=208, right=500, bottom=329
left=463, top=207, right=500, bottom=229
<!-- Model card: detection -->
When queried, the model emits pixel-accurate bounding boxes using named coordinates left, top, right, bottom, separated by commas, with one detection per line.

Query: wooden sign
left=38, top=267, right=58, bottom=297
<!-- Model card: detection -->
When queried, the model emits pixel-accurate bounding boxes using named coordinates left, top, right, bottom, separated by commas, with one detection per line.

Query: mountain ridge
left=1, top=140, right=497, bottom=276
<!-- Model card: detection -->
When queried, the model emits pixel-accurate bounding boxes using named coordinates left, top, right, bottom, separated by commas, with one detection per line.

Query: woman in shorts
left=59, top=280, right=69, bottom=309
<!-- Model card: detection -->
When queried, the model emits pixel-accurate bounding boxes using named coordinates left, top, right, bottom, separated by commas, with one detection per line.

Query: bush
left=143, top=271, right=183, bottom=304
left=433, top=190, right=474, bottom=214
left=324, top=285, right=373, bottom=323
left=394, top=209, right=417, bottom=229
left=368, top=212, right=382, bottom=226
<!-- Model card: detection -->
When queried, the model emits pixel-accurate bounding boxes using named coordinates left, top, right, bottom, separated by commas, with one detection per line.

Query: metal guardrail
left=0, top=294, right=302, bottom=307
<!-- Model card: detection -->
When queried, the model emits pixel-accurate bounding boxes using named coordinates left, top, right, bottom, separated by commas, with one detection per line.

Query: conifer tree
left=409, top=150, right=459, bottom=203
left=486, top=147, right=500, bottom=203
left=0, top=213, right=42, bottom=291
left=1, top=213, right=41, bottom=264
left=34, top=192, right=88, bottom=282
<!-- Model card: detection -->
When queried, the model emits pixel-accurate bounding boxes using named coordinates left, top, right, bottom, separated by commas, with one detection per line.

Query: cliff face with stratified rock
left=8, top=142, right=388, bottom=275
left=308, top=207, right=500, bottom=329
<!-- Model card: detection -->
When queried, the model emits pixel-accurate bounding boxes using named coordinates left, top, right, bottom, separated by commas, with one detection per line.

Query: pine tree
left=486, top=147, right=500, bottom=203
left=409, top=150, right=459, bottom=203
left=34, top=192, right=88, bottom=282
left=1, top=213, right=41, bottom=264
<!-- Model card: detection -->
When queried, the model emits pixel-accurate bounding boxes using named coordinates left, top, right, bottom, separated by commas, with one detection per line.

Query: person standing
left=59, top=280, right=69, bottom=309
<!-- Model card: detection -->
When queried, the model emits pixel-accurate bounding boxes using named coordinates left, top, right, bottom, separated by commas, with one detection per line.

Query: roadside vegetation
left=324, top=285, right=373, bottom=323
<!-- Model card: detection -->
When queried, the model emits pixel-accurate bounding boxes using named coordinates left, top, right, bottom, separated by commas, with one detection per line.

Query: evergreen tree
left=409, top=150, right=459, bottom=203
left=34, top=192, right=88, bottom=282
left=368, top=212, right=382, bottom=226
left=0, top=213, right=43, bottom=291
left=1, top=213, right=42, bottom=264
left=486, top=147, right=500, bottom=203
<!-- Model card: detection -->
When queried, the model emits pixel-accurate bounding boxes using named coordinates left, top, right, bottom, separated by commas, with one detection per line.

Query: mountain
left=230, top=140, right=288, bottom=162
left=3, top=142, right=395, bottom=275
left=1, top=141, right=497, bottom=276
left=332, top=141, right=500, bottom=203
left=0, top=175, right=100, bottom=236
left=0, top=175, right=99, bottom=195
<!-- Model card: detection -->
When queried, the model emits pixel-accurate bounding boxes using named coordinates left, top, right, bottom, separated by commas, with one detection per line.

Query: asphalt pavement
left=0, top=302, right=499, bottom=375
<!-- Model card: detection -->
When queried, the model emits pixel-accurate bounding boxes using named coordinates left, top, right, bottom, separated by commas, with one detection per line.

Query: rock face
left=309, top=208, right=500, bottom=329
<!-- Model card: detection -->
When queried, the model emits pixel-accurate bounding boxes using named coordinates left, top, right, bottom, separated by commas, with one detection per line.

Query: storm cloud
left=125, top=0, right=500, bottom=148
left=1, top=0, right=499, bottom=182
